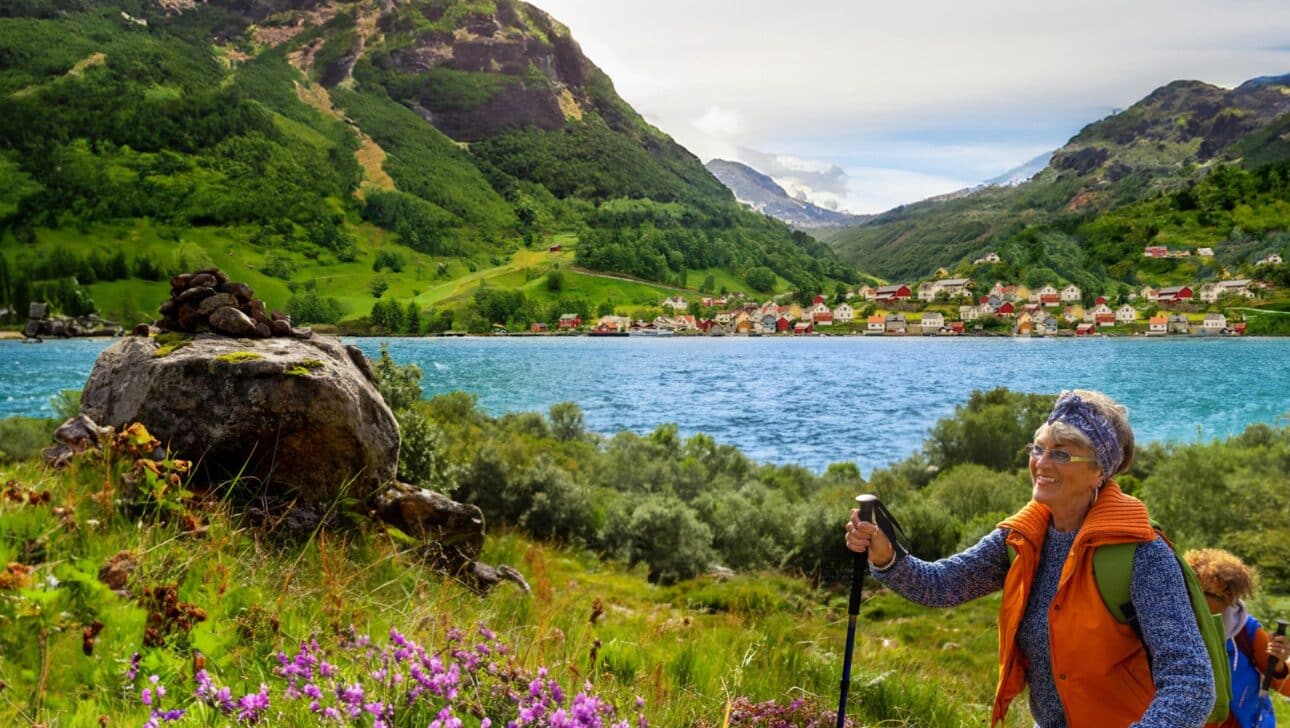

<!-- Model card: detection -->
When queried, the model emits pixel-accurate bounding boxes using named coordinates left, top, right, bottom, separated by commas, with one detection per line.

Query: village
left=529, top=249, right=1285, bottom=337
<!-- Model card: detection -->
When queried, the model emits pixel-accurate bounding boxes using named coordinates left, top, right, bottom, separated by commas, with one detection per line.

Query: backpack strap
left=1092, top=541, right=1140, bottom=628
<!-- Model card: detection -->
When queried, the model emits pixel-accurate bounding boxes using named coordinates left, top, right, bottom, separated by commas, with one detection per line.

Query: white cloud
left=692, top=107, right=746, bottom=137
left=536, top=0, right=1290, bottom=205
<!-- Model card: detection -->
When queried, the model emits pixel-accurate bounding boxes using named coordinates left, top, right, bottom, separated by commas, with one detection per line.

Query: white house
left=1061, top=284, right=1082, bottom=303
left=1217, top=279, right=1255, bottom=298
left=662, top=296, right=689, bottom=311
left=919, top=312, right=945, bottom=334
left=1031, top=285, right=1059, bottom=304
left=917, top=281, right=940, bottom=302
left=1256, top=254, right=1283, bottom=266
left=1197, top=247, right=1215, bottom=257
left=857, top=285, right=876, bottom=301
left=834, top=302, right=855, bottom=323
left=1085, top=303, right=1112, bottom=322
left=1140, top=286, right=1158, bottom=302
left=865, top=315, right=886, bottom=335
left=974, top=251, right=1001, bottom=265
left=1199, top=283, right=1221, bottom=304
left=937, top=278, right=973, bottom=299
left=1115, top=304, right=1137, bottom=324
left=1203, top=313, right=1227, bottom=333
left=959, top=305, right=980, bottom=321
left=1147, top=316, right=1168, bottom=336
left=1035, top=316, right=1060, bottom=336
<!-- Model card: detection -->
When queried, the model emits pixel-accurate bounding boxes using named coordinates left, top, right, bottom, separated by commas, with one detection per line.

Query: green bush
left=0, top=417, right=54, bottom=463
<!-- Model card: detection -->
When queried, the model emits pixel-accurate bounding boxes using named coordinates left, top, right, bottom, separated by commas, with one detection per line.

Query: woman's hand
left=846, top=509, right=895, bottom=568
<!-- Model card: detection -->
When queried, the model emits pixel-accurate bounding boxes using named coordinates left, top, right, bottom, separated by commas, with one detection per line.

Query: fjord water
left=3, top=337, right=1288, bottom=474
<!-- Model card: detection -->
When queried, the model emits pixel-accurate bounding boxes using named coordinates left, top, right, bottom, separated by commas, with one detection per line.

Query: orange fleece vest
left=992, top=483, right=1159, bottom=727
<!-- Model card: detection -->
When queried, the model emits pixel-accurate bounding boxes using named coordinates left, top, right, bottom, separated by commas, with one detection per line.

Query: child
left=1186, top=548, right=1290, bottom=728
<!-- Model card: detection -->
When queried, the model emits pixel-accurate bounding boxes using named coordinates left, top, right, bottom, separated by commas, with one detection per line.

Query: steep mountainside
left=825, top=74, right=1290, bottom=281
left=705, top=159, right=870, bottom=229
left=0, top=0, right=857, bottom=329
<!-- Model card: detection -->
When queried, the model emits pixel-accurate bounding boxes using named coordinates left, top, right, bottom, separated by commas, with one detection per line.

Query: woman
left=846, top=390, right=1214, bottom=727
left=1185, top=548, right=1290, bottom=728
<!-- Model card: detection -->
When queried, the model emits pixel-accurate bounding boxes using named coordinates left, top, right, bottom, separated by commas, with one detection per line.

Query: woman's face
left=1029, top=434, right=1103, bottom=515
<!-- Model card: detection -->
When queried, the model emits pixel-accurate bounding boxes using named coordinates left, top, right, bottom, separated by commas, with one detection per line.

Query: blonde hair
left=1185, top=548, right=1259, bottom=601
left=1032, top=389, right=1135, bottom=478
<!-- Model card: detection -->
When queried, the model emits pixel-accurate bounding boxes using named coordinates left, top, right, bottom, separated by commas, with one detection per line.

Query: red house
left=792, top=322, right=814, bottom=335
left=530, top=323, right=549, bottom=333
left=1155, top=286, right=1194, bottom=304
left=1094, top=296, right=1108, bottom=305
left=1144, top=246, right=1168, bottom=258
left=1075, top=323, right=1096, bottom=336
left=874, top=284, right=912, bottom=302
left=547, top=244, right=563, bottom=253
left=776, top=317, right=791, bottom=332
left=997, top=301, right=1016, bottom=316
left=949, top=321, right=966, bottom=334
left=557, top=314, right=581, bottom=330
left=812, top=294, right=827, bottom=305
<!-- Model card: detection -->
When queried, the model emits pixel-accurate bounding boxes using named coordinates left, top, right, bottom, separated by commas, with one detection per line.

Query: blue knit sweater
left=872, top=525, right=1214, bottom=728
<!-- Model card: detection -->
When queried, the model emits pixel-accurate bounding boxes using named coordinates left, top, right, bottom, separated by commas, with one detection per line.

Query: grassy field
left=7, top=222, right=780, bottom=327
left=0, top=449, right=1019, bottom=727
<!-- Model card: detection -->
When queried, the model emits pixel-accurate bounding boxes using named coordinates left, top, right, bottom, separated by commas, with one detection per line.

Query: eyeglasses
left=1027, top=444, right=1098, bottom=465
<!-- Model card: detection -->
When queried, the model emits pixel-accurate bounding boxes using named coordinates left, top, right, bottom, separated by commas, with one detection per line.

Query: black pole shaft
left=836, top=551, right=869, bottom=728
left=1260, top=619, right=1288, bottom=697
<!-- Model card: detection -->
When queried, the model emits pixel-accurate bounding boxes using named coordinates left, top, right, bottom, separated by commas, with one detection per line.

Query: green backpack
left=1007, top=525, right=1232, bottom=724
left=1090, top=527, right=1232, bottom=725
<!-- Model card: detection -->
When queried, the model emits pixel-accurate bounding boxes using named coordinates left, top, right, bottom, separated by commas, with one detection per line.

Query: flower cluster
left=144, top=623, right=647, bottom=727
left=141, top=675, right=185, bottom=728
left=722, top=696, right=848, bottom=728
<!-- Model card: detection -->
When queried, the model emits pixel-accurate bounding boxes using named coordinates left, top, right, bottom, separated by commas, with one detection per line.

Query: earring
left=1091, top=486, right=1100, bottom=507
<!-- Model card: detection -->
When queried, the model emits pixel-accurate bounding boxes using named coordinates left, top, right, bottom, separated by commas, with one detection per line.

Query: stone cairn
left=138, top=269, right=310, bottom=339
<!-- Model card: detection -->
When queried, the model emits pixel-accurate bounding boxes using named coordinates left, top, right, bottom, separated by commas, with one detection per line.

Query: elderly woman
left=1185, top=548, right=1290, bottom=728
left=846, top=390, right=1214, bottom=727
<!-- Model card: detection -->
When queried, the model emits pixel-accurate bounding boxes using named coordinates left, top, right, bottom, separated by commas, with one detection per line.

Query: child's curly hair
left=1184, top=548, right=1259, bottom=601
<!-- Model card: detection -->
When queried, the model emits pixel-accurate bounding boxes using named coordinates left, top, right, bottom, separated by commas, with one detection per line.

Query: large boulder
left=80, top=334, right=399, bottom=505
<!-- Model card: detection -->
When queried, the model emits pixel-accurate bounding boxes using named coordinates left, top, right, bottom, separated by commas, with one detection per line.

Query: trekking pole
left=836, top=494, right=909, bottom=728
left=1259, top=620, right=1288, bottom=700
left=1253, top=620, right=1288, bottom=728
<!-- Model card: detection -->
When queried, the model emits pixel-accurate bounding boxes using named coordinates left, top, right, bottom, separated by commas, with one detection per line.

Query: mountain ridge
left=704, top=159, right=870, bottom=230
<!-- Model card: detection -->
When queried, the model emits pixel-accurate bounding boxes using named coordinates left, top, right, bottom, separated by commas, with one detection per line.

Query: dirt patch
left=1066, top=189, right=1102, bottom=211
left=292, top=81, right=395, bottom=197
left=557, top=87, right=583, bottom=121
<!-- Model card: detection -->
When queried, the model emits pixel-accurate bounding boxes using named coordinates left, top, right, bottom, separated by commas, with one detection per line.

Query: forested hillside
left=0, top=0, right=856, bottom=330
left=825, top=75, right=1290, bottom=291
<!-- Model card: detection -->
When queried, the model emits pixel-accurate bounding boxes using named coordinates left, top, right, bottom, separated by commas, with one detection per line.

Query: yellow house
left=785, top=303, right=804, bottom=321
left=1013, top=285, right=1031, bottom=303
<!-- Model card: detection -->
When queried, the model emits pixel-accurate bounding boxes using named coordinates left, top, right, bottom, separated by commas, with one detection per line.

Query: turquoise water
left=3, top=337, right=1288, bottom=473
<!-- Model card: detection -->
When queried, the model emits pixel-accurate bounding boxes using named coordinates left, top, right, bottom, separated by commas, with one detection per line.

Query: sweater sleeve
left=1129, top=536, right=1215, bottom=728
left=869, top=528, right=1010, bottom=607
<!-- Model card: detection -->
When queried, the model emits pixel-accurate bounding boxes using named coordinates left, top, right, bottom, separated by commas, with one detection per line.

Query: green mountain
left=0, top=0, right=856, bottom=331
left=824, top=75, right=1290, bottom=289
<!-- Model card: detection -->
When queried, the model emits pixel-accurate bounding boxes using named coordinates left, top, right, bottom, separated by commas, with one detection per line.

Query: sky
left=535, top=0, right=1290, bottom=214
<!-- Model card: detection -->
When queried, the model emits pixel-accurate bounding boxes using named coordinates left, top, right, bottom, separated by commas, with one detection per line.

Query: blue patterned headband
left=1046, top=394, right=1122, bottom=481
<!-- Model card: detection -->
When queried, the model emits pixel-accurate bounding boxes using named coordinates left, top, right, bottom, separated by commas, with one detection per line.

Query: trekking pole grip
left=848, top=495, right=878, bottom=615
left=1261, top=620, right=1288, bottom=693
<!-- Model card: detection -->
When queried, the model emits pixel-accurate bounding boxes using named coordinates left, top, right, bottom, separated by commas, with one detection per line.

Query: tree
left=404, top=302, right=421, bottom=334
left=702, top=273, right=716, bottom=292
left=546, top=268, right=564, bottom=292
left=549, top=401, right=585, bottom=442
left=369, top=275, right=390, bottom=298
left=745, top=266, right=776, bottom=293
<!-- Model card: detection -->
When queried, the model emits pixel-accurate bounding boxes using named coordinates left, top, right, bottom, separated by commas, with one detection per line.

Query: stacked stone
left=141, top=269, right=309, bottom=339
